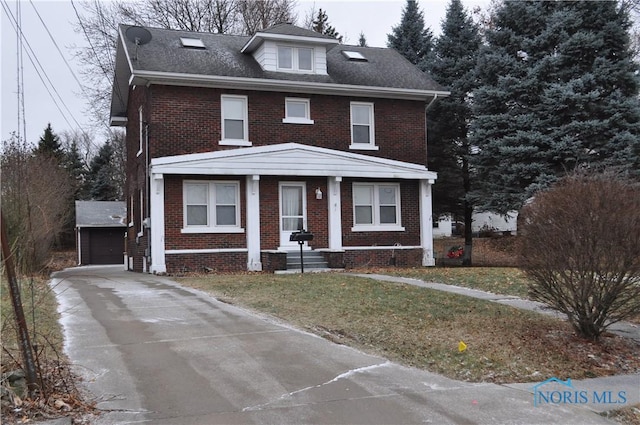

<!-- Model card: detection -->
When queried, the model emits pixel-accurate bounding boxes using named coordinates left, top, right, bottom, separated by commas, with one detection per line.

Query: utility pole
left=1, top=210, right=38, bottom=395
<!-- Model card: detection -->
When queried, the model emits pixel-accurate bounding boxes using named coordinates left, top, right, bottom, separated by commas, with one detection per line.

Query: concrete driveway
left=51, top=266, right=616, bottom=424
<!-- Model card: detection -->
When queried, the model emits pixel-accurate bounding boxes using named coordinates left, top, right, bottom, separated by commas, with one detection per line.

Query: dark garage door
left=89, top=228, right=124, bottom=264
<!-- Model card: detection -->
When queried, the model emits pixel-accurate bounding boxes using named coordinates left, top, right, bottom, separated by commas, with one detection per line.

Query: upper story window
left=350, top=102, right=378, bottom=150
left=183, top=181, right=243, bottom=233
left=352, top=183, right=404, bottom=232
left=220, top=95, right=251, bottom=146
left=277, top=46, right=314, bottom=72
left=283, top=98, right=314, bottom=124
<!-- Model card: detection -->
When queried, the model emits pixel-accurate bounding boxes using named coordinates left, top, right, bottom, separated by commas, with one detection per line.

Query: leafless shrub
left=518, top=172, right=640, bottom=341
left=1, top=136, right=74, bottom=274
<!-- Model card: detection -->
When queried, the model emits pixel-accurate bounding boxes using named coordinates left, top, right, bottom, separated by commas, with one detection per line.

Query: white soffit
left=151, top=143, right=437, bottom=180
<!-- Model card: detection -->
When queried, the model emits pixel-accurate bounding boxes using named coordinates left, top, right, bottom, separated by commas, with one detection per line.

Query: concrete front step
left=286, top=250, right=328, bottom=270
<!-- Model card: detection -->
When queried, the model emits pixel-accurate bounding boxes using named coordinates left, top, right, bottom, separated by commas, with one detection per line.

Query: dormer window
left=277, top=46, right=314, bottom=72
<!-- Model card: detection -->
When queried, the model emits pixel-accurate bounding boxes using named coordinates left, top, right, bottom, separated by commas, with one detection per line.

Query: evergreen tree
left=471, top=1, right=640, bottom=214
left=426, top=0, right=481, bottom=264
left=358, top=31, right=368, bottom=47
left=311, top=8, right=343, bottom=42
left=88, top=141, right=120, bottom=201
left=387, top=0, right=434, bottom=68
left=34, top=123, right=63, bottom=160
left=63, top=140, right=89, bottom=201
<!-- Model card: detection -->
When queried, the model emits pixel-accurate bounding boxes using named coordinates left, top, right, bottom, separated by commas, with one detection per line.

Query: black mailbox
left=289, top=230, right=314, bottom=273
left=290, top=230, right=314, bottom=242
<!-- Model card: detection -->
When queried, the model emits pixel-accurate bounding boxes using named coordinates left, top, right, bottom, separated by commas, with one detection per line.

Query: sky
left=1, top=0, right=489, bottom=147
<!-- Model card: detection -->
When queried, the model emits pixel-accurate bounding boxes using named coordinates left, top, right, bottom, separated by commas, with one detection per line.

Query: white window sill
left=282, top=118, right=314, bottom=125
left=219, top=140, right=252, bottom=147
left=351, top=225, right=405, bottom=232
left=349, top=144, right=379, bottom=151
left=181, top=227, right=245, bottom=234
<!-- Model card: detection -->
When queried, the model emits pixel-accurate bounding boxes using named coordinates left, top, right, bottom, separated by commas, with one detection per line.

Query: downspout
left=145, top=121, right=150, bottom=273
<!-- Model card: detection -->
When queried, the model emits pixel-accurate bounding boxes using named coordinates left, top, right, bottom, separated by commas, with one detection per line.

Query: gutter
left=128, top=70, right=451, bottom=102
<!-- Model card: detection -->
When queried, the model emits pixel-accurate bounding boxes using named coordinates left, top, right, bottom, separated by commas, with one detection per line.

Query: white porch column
left=419, top=179, right=436, bottom=266
left=328, top=176, right=343, bottom=250
left=150, top=173, right=167, bottom=273
left=246, top=175, right=263, bottom=271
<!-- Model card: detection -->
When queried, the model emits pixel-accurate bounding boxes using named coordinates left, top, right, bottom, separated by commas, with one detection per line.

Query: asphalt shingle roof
left=75, top=201, right=127, bottom=227
left=119, top=24, right=446, bottom=92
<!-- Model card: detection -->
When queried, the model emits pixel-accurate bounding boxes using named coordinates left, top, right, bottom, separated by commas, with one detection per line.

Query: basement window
left=180, top=37, right=205, bottom=49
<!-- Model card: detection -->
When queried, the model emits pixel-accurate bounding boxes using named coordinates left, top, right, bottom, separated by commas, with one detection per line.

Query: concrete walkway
left=50, top=266, right=637, bottom=424
left=350, top=273, right=640, bottom=343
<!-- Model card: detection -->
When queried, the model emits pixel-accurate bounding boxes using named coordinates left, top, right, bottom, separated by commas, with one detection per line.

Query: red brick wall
left=166, top=252, right=247, bottom=274
left=125, top=85, right=152, bottom=272
left=344, top=248, right=422, bottom=269
left=125, top=84, right=429, bottom=273
left=164, top=175, right=247, bottom=250
left=147, top=86, right=427, bottom=165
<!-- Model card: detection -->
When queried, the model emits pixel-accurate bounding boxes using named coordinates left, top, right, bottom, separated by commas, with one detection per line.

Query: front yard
left=177, top=269, right=640, bottom=384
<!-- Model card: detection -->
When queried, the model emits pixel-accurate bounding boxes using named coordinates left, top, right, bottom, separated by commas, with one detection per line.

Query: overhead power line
left=2, top=0, right=86, bottom=138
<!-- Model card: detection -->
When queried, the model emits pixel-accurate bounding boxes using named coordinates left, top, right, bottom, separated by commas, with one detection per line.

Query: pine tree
left=426, top=0, right=481, bottom=265
left=358, top=31, right=368, bottom=47
left=471, top=1, right=640, bottom=214
left=311, top=8, right=342, bottom=42
left=88, top=141, right=120, bottom=201
left=34, top=123, right=63, bottom=161
left=387, top=0, right=434, bottom=68
left=63, top=141, right=89, bottom=201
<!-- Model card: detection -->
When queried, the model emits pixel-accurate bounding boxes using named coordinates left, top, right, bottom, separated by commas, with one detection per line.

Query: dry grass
left=603, top=404, right=640, bottom=425
left=365, top=266, right=531, bottom=298
left=178, top=272, right=640, bottom=384
left=1, top=250, right=95, bottom=424
left=434, top=236, right=520, bottom=267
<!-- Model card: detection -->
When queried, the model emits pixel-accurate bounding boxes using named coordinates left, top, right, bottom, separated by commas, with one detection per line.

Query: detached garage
left=76, top=201, right=126, bottom=265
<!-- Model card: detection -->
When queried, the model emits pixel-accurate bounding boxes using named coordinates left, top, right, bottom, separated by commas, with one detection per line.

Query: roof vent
left=342, top=50, right=367, bottom=62
left=180, top=37, right=205, bottom=49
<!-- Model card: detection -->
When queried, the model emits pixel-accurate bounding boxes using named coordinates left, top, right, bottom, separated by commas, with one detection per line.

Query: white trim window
left=350, top=102, right=377, bottom=150
left=283, top=98, right=314, bottom=124
left=277, top=46, right=314, bottom=72
left=220, top=95, right=250, bottom=146
left=352, top=183, right=404, bottom=231
left=182, top=181, right=243, bottom=233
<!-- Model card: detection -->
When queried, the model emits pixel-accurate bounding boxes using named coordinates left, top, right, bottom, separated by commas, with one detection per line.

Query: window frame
left=349, top=102, right=378, bottom=150
left=182, top=180, right=244, bottom=233
left=276, top=45, right=315, bottom=73
left=282, top=98, right=314, bottom=124
left=220, top=95, right=251, bottom=146
left=352, top=183, right=404, bottom=232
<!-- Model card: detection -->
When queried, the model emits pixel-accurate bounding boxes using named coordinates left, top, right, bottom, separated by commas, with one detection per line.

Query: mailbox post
left=289, top=230, right=314, bottom=273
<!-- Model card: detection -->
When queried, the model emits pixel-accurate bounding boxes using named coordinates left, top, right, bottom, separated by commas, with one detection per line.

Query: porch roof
left=150, top=143, right=437, bottom=181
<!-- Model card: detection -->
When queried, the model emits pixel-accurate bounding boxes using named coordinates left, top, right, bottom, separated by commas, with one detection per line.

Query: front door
left=279, top=182, right=307, bottom=249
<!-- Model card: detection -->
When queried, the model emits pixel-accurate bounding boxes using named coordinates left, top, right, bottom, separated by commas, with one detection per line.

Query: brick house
left=110, top=24, right=448, bottom=274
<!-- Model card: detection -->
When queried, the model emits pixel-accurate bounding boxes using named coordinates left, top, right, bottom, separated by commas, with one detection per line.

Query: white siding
left=252, top=40, right=327, bottom=75
left=314, top=46, right=328, bottom=75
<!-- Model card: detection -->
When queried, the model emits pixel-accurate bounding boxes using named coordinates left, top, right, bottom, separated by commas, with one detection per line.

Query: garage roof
left=76, top=201, right=127, bottom=228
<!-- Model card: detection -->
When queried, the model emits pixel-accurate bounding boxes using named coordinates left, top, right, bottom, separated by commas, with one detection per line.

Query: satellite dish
left=125, top=26, right=152, bottom=45
left=125, top=27, right=151, bottom=61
